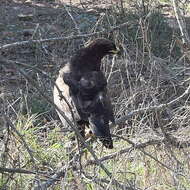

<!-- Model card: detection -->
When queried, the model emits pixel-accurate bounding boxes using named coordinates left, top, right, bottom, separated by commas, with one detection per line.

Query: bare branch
left=0, top=167, right=37, bottom=175
left=85, top=136, right=189, bottom=165
left=0, top=167, right=47, bottom=175
left=33, top=166, right=67, bottom=190
left=172, top=0, right=190, bottom=43
left=111, top=83, right=190, bottom=127
left=83, top=174, right=139, bottom=190
left=0, top=22, right=130, bottom=50
left=85, top=139, right=162, bottom=166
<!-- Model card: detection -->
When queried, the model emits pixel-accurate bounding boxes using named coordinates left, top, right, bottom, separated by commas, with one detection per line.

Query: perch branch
left=0, top=167, right=37, bottom=175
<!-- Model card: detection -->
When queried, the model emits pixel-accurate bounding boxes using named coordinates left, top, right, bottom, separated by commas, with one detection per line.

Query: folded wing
left=64, top=71, right=114, bottom=148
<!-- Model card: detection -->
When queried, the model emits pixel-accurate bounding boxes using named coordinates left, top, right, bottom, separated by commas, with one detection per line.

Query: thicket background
left=0, top=0, right=190, bottom=189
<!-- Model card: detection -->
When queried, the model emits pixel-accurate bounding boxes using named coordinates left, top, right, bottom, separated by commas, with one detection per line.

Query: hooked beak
left=108, top=48, right=120, bottom=54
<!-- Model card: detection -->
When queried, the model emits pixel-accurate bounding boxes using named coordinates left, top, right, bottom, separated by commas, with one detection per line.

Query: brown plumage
left=53, top=38, right=118, bottom=148
left=64, top=71, right=115, bottom=148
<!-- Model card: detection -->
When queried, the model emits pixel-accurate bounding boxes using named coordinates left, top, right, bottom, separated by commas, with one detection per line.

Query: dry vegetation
left=1, top=0, right=190, bottom=189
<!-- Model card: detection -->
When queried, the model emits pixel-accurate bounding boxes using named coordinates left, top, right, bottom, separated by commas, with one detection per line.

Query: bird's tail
left=89, top=115, right=113, bottom=149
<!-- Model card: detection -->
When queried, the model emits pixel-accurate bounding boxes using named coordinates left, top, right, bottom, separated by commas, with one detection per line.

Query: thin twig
left=83, top=174, right=139, bottom=190
left=172, top=0, right=190, bottom=43
left=0, top=167, right=45, bottom=175
left=111, top=84, right=190, bottom=127
left=33, top=161, right=73, bottom=190
left=85, top=139, right=161, bottom=166
left=112, top=135, right=178, bottom=174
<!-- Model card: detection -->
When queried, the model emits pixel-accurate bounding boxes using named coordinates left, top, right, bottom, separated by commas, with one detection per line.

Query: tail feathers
left=99, top=136, right=113, bottom=149
left=89, top=115, right=113, bottom=149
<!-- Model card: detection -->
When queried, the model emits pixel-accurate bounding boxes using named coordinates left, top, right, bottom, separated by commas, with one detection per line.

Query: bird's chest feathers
left=71, top=58, right=101, bottom=80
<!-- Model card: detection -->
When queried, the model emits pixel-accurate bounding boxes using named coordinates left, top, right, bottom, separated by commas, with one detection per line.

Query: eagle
left=63, top=71, right=115, bottom=148
left=53, top=38, right=119, bottom=148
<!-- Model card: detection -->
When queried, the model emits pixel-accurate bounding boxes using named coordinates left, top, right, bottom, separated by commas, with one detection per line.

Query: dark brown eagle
left=53, top=38, right=119, bottom=148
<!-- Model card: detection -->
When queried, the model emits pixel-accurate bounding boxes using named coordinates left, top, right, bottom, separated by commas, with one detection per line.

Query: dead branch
left=0, top=22, right=130, bottom=51
left=83, top=174, right=139, bottom=190
left=172, top=0, right=190, bottom=43
left=33, top=166, right=67, bottom=190
left=85, top=139, right=161, bottom=166
left=112, top=84, right=190, bottom=127
left=0, top=167, right=48, bottom=176
left=0, top=167, right=37, bottom=175
left=85, top=135, right=189, bottom=178
left=112, top=135, right=189, bottom=174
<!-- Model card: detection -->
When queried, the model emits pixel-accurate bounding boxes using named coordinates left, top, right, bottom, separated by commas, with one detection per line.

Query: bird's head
left=85, top=38, right=119, bottom=57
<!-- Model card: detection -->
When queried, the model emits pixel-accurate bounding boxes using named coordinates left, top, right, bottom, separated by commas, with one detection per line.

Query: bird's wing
left=101, top=91, right=115, bottom=124
left=88, top=90, right=115, bottom=124
left=86, top=91, right=114, bottom=149
left=55, top=68, right=114, bottom=148
left=89, top=113, right=113, bottom=149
